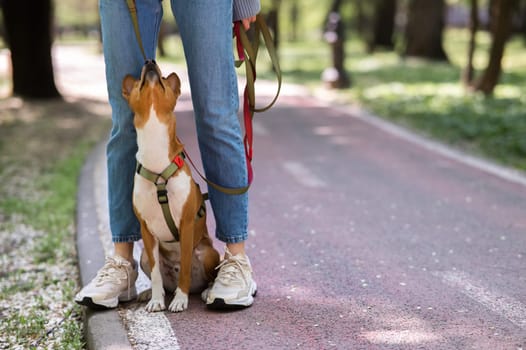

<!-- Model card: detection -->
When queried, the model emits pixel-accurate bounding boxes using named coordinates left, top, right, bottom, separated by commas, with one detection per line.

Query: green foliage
left=274, top=0, right=328, bottom=40
left=350, top=29, right=526, bottom=170
left=54, top=0, right=99, bottom=27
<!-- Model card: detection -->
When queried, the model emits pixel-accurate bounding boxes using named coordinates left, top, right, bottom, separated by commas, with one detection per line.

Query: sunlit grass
left=0, top=140, right=92, bottom=349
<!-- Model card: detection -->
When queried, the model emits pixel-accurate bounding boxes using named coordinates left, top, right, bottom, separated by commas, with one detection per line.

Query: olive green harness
left=136, top=153, right=206, bottom=242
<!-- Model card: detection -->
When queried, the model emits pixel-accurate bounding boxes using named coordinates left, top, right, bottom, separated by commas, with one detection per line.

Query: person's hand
left=241, top=16, right=257, bottom=30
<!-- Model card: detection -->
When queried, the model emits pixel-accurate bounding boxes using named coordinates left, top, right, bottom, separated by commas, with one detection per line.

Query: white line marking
left=282, top=161, right=326, bottom=188
left=433, top=270, right=526, bottom=330
left=362, top=330, right=441, bottom=345
left=121, top=308, right=180, bottom=350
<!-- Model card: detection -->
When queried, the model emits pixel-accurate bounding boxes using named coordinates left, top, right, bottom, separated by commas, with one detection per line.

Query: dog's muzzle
left=141, top=59, right=161, bottom=87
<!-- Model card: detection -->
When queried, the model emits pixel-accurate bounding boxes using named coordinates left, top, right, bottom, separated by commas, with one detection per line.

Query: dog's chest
left=134, top=173, right=191, bottom=242
left=133, top=115, right=191, bottom=242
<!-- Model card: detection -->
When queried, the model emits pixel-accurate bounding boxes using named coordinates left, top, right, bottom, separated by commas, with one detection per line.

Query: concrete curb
left=76, top=141, right=133, bottom=350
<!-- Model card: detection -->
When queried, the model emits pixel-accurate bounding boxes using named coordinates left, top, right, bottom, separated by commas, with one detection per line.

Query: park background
left=0, top=0, right=525, bottom=348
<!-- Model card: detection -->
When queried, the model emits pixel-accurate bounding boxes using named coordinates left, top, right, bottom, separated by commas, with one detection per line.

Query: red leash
left=234, top=21, right=255, bottom=185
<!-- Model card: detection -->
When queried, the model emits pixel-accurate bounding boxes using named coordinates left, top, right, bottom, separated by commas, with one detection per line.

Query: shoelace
left=95, top=257, right=133, bottom=299
left=215, top=255, right=251, bottom=285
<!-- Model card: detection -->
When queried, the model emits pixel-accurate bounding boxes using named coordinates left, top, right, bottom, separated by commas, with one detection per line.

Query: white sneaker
left=75, top=255, right=138, bottom=310
left=202, top=248, right=257, bottom=310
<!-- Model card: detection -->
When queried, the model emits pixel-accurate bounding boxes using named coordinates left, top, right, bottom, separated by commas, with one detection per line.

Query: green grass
left=350, top=30, right=526, bottom=170
left=0, top=142, right=91, bottom=349
left=34, top=144, right=90, bottom=262
left=3, top=309, right=48, bottom=344
left=0, top=98, right=110, bottom=349
left=0, top=140, right=91, bottom=257
left=2, top=301, right=83, bottom=349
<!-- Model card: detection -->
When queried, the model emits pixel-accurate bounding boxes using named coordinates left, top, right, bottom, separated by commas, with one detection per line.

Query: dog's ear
left=122, top=75, right=136, bottom=101
left=166, top=73, right=181, bottom=97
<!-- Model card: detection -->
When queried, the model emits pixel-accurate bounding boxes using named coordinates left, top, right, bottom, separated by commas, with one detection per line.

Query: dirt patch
left=0, top=97, right=110, bottom=198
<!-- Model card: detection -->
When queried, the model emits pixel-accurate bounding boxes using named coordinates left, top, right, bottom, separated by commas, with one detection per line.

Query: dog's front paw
left=145, top=298, right=166, bottom=312
left=168, top=288, right=188, bottom=312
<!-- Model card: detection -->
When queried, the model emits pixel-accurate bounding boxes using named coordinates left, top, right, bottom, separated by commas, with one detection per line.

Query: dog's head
left=122, top=60, right=181, bottom=126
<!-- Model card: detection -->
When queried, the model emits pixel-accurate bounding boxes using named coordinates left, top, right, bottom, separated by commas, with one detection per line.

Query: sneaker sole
left=75, top=288, right=137, bottom=310
left=206, top=289, right=257, bottom=311
left=75, top=296, right=116, bottom=311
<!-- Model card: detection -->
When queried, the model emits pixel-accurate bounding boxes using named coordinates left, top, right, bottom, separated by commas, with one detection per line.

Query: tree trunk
left=474, top=0, right=517, bottom=95
left=368, top=0, right=397, bottom=52
left=1, top=0, right=60, bottom=99
left=463, top=0, right=479, bottom=85
left=404, top=0, right=448, bottom=61
left=266, top=0, right=280, bottom=52
left=289, top=0, right=299, bottom=41
left=355, top=0, right=367, bottom=35
left=322, top=0, right=351, bottom=89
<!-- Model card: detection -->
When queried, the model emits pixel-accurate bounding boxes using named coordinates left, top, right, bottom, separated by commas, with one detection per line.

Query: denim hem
left=112, top=235, right=142, bottom=243
left=215, top=232, right=248, bottom=244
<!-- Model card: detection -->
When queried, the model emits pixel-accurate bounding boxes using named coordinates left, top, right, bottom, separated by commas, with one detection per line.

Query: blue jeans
left=99, top=0, right=248, bottom=244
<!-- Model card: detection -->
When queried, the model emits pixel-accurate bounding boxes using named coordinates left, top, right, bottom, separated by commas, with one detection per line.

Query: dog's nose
left=141, top=59, right=160, bottom=86
left=144, top=60, right=158, bottom=75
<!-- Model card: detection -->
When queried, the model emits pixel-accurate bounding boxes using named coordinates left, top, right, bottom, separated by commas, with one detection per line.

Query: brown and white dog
left=122, top=60, right=220, bottom=312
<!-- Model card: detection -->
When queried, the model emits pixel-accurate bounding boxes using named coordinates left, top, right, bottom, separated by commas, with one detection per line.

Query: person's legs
left=171, top=0, right=248, bottom=245
left=170, top=0, right=256, bottom=309
left=75, top=0, right=163, bottom=309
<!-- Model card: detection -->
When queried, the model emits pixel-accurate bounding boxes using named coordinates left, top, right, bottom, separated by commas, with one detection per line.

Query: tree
left=289, top=0, right=299, bottom=41
left=265, top=0, right=281, bottom=51
left=322, top=0, right=351, bottom=88
left=1, top=0, right=60, bottom=99
left=367, top=0, right=397, bottom=52
left=463, top=0, right=480, bottom=84
left=404, top=0, right=449, bottom=61
left=473, top=0, right=518, bottom=94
